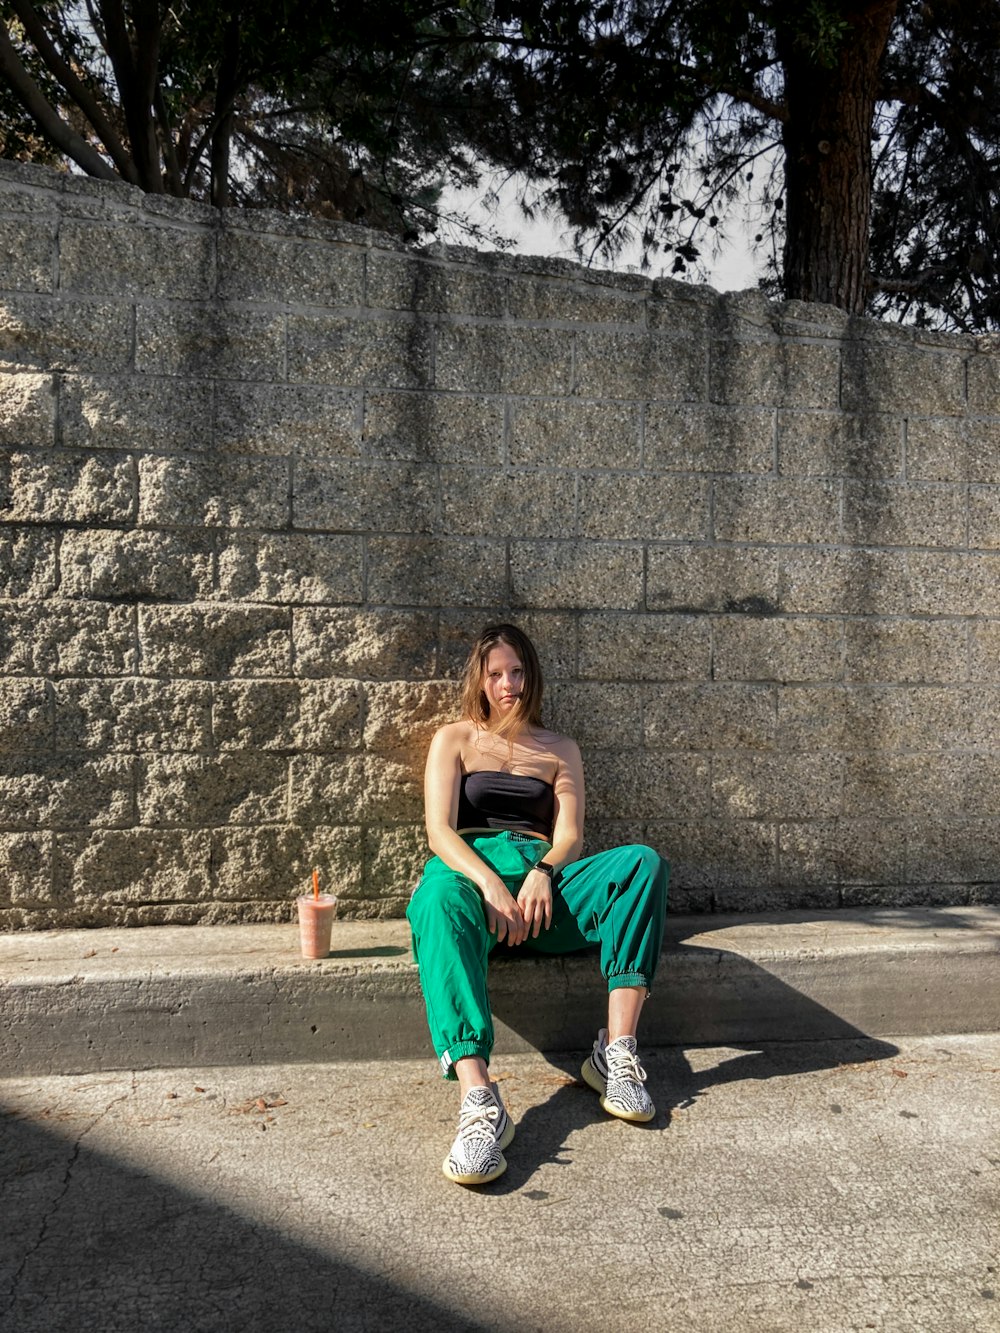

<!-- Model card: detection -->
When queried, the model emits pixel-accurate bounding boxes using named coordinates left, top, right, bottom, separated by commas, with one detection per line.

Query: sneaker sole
left=581, top=1055, right=655, bottom=1123
left=441, top=1116, right=516, bottom=1186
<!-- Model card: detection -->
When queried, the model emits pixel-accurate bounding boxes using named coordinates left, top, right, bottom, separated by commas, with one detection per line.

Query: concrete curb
left=2, top=907, right=998, bottom=1074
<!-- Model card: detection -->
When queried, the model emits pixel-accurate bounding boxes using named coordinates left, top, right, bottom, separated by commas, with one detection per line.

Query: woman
left=406, top=623, right=669, bottom=1185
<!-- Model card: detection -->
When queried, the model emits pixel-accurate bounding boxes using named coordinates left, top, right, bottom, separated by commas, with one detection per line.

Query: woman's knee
left=407, top=868, right=482, bottom=931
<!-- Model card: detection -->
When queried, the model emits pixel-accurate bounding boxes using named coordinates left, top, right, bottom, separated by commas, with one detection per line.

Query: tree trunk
left=778, top=0, right=898, bottom=312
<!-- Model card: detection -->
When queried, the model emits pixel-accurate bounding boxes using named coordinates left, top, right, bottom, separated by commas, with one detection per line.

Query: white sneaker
left=581, top=1028, right=655, bottom=1123
left=442, top=1084, right=515, bottom=1185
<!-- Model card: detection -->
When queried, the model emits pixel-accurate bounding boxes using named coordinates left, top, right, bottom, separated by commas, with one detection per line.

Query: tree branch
left=9, top=0, right=138, bottom=183
left=0, top=19, right=119, bottom=179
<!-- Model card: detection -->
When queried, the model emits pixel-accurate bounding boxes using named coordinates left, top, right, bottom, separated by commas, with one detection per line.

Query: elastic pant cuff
left=607, top=973, right=650, bottom=993
left=439, top=1039, right=491, bottom=1080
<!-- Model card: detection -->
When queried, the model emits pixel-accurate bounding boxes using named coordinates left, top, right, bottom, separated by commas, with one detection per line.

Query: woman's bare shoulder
left=534, top=727, right=582, bottom=763
left=431, top=719, right=475, bottom=749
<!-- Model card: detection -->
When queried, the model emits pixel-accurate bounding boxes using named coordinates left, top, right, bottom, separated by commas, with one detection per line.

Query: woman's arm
left=424, top=723, right=527, bottom=945
left=517, top=737, right=585, bottom=937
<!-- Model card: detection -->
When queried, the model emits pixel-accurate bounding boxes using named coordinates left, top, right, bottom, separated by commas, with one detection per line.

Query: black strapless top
left=457, top=771, right=554, bottom=839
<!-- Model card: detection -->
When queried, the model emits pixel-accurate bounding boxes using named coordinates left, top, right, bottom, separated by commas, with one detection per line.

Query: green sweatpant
left=406, top=830, right=669, bottom=1078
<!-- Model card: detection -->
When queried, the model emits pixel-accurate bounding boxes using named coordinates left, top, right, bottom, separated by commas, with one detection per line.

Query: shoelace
left=456, top=1098, right=500, bottom=1147
left=605, top=1043, right=648, bottom=1086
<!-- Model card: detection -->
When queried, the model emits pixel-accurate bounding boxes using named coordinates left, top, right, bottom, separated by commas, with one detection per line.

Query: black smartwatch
left=535, top=861, right=556, bottom=880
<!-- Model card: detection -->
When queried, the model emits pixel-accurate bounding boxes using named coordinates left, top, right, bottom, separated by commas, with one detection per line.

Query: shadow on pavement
left=0, top=1112, right=485, bottom=1333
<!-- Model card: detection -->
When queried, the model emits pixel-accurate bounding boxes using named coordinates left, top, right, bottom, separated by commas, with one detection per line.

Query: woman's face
left=482, top=643, right=525, bottom=718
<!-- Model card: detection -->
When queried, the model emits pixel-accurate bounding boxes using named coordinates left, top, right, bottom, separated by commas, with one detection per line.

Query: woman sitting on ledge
left=406, top=622, right=670, bottom=1186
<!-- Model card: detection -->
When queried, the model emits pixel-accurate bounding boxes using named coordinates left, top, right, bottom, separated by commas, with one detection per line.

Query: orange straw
left=312, top=868, right=320, bottom=901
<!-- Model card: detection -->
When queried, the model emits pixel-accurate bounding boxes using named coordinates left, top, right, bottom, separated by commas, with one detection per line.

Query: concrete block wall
left=1, top=159, right=998, bottom=929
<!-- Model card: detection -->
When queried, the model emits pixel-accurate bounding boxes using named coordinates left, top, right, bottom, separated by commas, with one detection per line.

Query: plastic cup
left=296, top=893, right=338, bottom=959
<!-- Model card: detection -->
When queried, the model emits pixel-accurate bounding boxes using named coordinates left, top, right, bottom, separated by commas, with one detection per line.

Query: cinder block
left=138, top=753, right=289, bottom=827
left=904, top=816, right=1000, bottom=883
left=0, top=217, right=56, bottom=292
left=843, top=481, right=966, bottom=549
left=778, top=409, right=901, bottom=479
left=710, top=340, right=840, bottom=409
left=53, top=829, right=212, bottom=904
left=969, top=487, right=1000, bottom=549
left=510, top=398, right=640, bottom=468
left=0, top=601, right=136, bottom=676
left=642, top=683, right=775, bottom=751
left=713, top=753, right=844, bottom=820
left=646, top=818, right=777, bottom=891
left=0, top=295, right=131, bottom=372
left=60, top=374, right=215, bottom=452
left=970, top=623, right=1000, bottom=682
left=546, top=682, right=642, bottom=748
left=367, top=254, right=504, bottom=317
left=963, top=754, right=1000, bottom=816
left=53, top=679, right=212, bottom=753
left=0, top=529, right=58, bottom=597
left=578, top=613, right=710, bottom=681
left=3, top=448, right=134, bottom=524
left=212, top=824, right=362, bottom=901
left=214, top=679, right=364, bottom=752
left=844, top=620, right=966, bottom=684
left=962, top=685, right=1000, bottom=746
left=218, top=229, right=363, bottom=306
left=578, top=474, right=709, bottom=541
left=138, top=454, right=288, bottom=528
left=776, top=685, right=969, bottom=753
left=778, top=819, right=906, bottom=886
left=62, top=529, right=214, bottom=601
left=136, top=304, right=284, bottom=379
left=967, top=353, right=1000, bottom=413
left=291, top=753, right=423, bottom=824
left=647, top=546, right=780, bottom=614
left=0, top=831, right=53, bottom=906
left=906, top=551, right=1000, bottom=617
left=442, top=467, right=574, bottom=538
left=287, top=313, right=432, bottom=388
left=510, top=540, right=642, bottom=610
left=713, top=617, right=843, bottom=683
left=368, top=537, right=507, bottom=606
left=906, top=417, right=971, bottom=483
left=294, top=458, right=438, bottom=533
left=574, top=330, right=705, bottom=400
left=363, top=391, right=503, bottom=464
left=139, top=605, right=292, bottom=678
left=0, top=372, right=56, bottom=446
left=0, top=754, right=134, bottom=829
left=644, top=403, right=774, bottom=474
left=215, top=382, right=360, bottom=457
left=362, top=681, right=460, bottom=753
left=59, top=221, right=214, bottom=299
left=843, top=754, right=964, bottom=818
left=363, top=823, right=428, bottom=900
left=713, top=477, right=841, bottom=544
left=585, top=751, right=710, bottom=820
left=292, top=607, right=438, bottom=680
left=0, top=678, right=50, bottom=753
left=842, top=344, right=965, bottom=415
left=436, top=325, right=572, bottom=394
left=217, top=533, right=364, bottom=604
left=507, top=275, right=644, bottom=324
left=779, top=548, right=910, bottom=616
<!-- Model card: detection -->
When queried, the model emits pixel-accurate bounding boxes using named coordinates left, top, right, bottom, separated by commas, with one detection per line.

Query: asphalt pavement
left=2, top=1034, right=998, bottom=1333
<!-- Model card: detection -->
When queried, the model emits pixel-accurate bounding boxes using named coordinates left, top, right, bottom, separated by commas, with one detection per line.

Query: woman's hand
left=517, top=867, right=553, bottom=939
left=480, top=878, right=527, bottom=946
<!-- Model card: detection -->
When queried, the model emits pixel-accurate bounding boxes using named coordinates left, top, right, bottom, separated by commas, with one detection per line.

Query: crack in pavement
left=2, top=1075, right=137, bottom=1317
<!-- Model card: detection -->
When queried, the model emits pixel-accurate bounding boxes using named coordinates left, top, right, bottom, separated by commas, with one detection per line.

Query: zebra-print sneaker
left=442, top=1084, right=515, bottom=1185
left=581, top=1029, right=655, bottom=1123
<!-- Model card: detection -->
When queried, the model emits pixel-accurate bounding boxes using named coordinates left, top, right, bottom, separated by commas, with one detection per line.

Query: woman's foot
left=442, top=1084, right=515, bottom=1185
left=581, top=1028, right=655, bottom=1123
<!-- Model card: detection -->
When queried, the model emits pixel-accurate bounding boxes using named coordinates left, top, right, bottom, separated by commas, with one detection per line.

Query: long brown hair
left=460, top=623, right=544, bottom=740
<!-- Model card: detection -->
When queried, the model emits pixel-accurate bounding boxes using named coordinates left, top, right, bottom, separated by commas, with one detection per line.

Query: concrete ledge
left=1, top=907, right=998, bottom=1075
